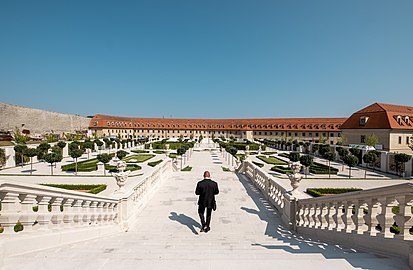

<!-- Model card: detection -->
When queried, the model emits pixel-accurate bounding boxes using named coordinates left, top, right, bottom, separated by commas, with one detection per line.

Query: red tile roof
left=341, top=103, right=413, bottom=130
left=89, top=114, right=346, bottom=132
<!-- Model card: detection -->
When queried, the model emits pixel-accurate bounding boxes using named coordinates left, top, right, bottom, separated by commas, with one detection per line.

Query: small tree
left=323, top=151, right=336, bottom=178
left=24, top=148, right=38, bottom=174
left=177, top=147, right=186, bottom=170
left=70, top=148, right=84, bottom=175
left=304, top=142, right=310, bottom=153
left=14, top=144, right=28, bottom=167
left=311, top=144, right=319, bottom=155
left=409, top=136, right=413, bottom=151
left=289, top=152, right=300, bottom=162
left=299, top=154, right=313, bottom=178
left=57, top=141, right=67, bottom=152
left=13, top=128, right=27, bottom=144
left=94, top=139, right=104, bottom=154
left=83, top=140, right=94, bottom=159
left=44, top=152, right=63, bottom=175
left=116, top=150, right=128, bottom=160
left=349, top=148, right=361, bottom=157
left=362, top=151, right=379, bottom=178
left=343, top=155, right=359, bottom=179
left=395, top=153, right=412, bottom=177
left=36, top=142, right=51, bottom=160
left=97, top=153, right=112, bottom=176
left=365, top=134, right=379, bottom=147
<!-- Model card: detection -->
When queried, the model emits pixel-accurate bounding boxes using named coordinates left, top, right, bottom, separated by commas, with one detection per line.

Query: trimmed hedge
left=131, top=150, right=149, bottom=154
left=309, top=162, right=339, bottom=175
left=181, top=166, right=192, bottom=171
left=278, top=153, right=290, bottom=159
left=222, top=167, right=231, bottom=172
left=148, top=160, right=163, bottom=167
left=252, top=161, right=264, bottom=168
left=61, top=153, right=115, bottom=172
left=271, top=166, right=292, bottom=174
left=106, top=164, right=141, bottom=172
left=306, top=188, right=362, bottom=197
left=41, top=184, right=107, bottom=194
left=257, top=156, right=287, bottom=165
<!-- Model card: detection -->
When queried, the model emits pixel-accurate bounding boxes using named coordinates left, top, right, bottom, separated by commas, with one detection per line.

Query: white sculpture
left=287, top=161, right=303, bottom=192
left=113, top=161, right=130, bottom=193
left=258, top=145, right=262, bottom=155
left=245, top=145, right=250, bottom=157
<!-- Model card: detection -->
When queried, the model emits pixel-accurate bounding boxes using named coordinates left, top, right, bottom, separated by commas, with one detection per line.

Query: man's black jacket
left=195, top=179, right=219, bottom=208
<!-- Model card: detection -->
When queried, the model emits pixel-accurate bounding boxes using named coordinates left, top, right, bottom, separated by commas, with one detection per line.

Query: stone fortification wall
left=0, top=102, right=90, bottom=134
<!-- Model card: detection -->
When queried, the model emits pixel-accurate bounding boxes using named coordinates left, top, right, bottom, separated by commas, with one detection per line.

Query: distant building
left=340, top=103, right=413, bottom=154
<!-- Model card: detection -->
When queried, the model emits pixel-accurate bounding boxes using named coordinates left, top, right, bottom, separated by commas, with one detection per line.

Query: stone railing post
left=35, top=196, right=52, bottom=231
left=281, top=193, right=296, bottom=230
left=19, top=194, right=37, bottom=233
left=50, top=197, right=64, bottom=229
left=62, top=198, right=75, bottom=228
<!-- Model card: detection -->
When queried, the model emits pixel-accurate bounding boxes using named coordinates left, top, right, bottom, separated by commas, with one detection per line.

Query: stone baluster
left=62, top=198, right=75, bottom=228
left=101, top=202, right=109, bottom=224
left=368, top=200, right=380, bottom=236
left=50, top=197, right=64, bottom=229
left=344, top=202, right=354, bottom=233
left=95, top=202, right=104, bottom=225
left=35, top=196, right=52, bottom=230
left=354, top=201, right=367, bottom=234
left=319, top=204, right=328, bottom=229
left=395, top=195, right=413, bottom=240
left=0, top=192, right=21, bottom=234
left=72, top=199, right=83, bottom=227
left=19, top=194, right=37, bottom=233
left=334, top=203, right=344, bottom=232
left=89, top=201, right=98, bottom=225
left=327, top=203, right=336, bottom=230
left=81, top=200, right=91, bottom=226
left=377, top=197, right=395, bottom=238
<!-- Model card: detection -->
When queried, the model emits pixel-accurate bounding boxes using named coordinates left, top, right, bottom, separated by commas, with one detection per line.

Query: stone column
left=380, top=152, right=388, bottom=173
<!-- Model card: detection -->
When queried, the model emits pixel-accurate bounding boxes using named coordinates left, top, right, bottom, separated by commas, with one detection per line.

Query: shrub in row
left=306, top=188, right=362, bottom=197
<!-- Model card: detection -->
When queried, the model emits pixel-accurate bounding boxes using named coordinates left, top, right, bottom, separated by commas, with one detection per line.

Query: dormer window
left=404, top=116, right=411, bottom=126
left=360, top=116, right=369, bottom=126
left=396, top=116, right=403, bottom=126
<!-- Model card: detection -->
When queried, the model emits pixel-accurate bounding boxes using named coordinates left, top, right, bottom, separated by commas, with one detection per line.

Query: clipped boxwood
left=309, top=162, right=339, bottom=175
left=252, top=161, right=264, bottom=168
left=181, top=166, right=192, bottom=171
left=131, top=150, right=149, bottom=154
left=271, top=166, right=292, bottom=174
left=106, top=164, right=141, bottom=172
left=41, top=184, right=107, bottom=194
left=306, top=188, right=362, bottom=197
left=148, top=160, right=163, bottom=167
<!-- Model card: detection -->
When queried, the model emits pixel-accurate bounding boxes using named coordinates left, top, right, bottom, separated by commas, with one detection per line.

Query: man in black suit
left=195, top=171, right=219, bottom=233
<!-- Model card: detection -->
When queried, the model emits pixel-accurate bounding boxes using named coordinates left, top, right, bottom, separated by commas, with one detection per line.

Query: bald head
left=203, top=171, right=211, bottom=178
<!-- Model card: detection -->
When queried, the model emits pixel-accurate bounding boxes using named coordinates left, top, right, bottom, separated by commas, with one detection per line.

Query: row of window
left=398, top=136, right=411, bottom=145
left=100, top=121, right=340, bottom=130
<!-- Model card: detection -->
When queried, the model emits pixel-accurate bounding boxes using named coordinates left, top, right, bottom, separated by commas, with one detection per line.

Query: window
left=361, top=135, right=366, bottom=143
left=330, top=133, right=334, bottom=137
left=315, top=133, right=319, bottom=137
left=407, top=137, right=410, bottom=144
left=399, top=136, right=402, bottom=144
left=302, top=133, right=306, bottom=137
left=360, top=116, right=369, bottom=126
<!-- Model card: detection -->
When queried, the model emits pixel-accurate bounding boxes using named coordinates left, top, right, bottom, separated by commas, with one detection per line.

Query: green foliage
left=132, top=149, right=149, bottom=154
left=318, top=144, right=331, bottom=156
left=45, top=134, right=58, bottom=143
left=323, top=151, right=336, bottom=161
left=153, top=150, right=165, bottom=154
left=116, top=150, right=128, bottom=160
left=271, top=166, right=293, bottom=174
left=365, top=134, right=379, bottom=147
left=349, top=148, right=361, bottom=157
left=309, top=162, right=339, bottom=174
left=123, top=154, right=154, bottom=163
left=97, top=153, right=112, bottom=164
left=395, top=153, right=412, bottom=175
left=70, top=148, right=84, bottom=159
left=363, top=151, right=379, bottom=166
left=181, top=166, right=192, bottom=171
left=306, top=188, right=362, bottom=197
left=57, top=141, right=67, bottom=149
left=336, top=147, right=349, bottom=159
left=343, top=155, right=358, bottom=167
left=106, top=164, right=141, bottom=172
left=14, top=221, right=24, bottom=232
left=236, top=154, right=246, bottom=161
left=262, top=152, right=277, bottom=155
left=289, top=152, right=300, bottom=162
left=0, top=148, right=6, bottom=168
left=13, top=128, right=27, bottom=144
left=299, top=155, right=314, bottom=167
left=83, top=140, right=94, bottom=151
left=148, top=160, right=163, bottom=167
left=36, top=142, right=51, bottom=160
left=252, top=161, right=264, bottom=168
left=177, top=147, right=186, bottom=156
left=257, top=156, right=287, bottom=165
left=226, top=145, right=238, bottom=156
left=222, top=167, right=231, bottom=172
left=145, top=141, right=194, bottom=150
left=311, top=144, right=319, bottom=153
left=94, top=139, right=104, bottom=148
left=41, top=184, right=107, bottom=194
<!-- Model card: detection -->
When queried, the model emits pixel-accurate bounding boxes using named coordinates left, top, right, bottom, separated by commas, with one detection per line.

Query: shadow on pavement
left=236, top=173, right=408, bottom=270
left=169, top=212, right=201, bottom=235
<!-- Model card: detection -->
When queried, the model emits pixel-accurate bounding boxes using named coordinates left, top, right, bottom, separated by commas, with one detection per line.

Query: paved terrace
left=3, top=150, right=409, bottom=270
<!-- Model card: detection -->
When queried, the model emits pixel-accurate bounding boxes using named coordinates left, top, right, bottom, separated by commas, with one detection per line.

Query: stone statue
left=287, top=161, right=303, bottom=192
left=258, top=145, right=262, bottom=155
left=113, top=160, right=130, bottom=193
left=245, top=145, right=250, bottom=157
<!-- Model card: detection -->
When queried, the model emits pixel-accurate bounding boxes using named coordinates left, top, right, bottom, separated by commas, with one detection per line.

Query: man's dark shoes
left=200, top=227, right=205, bottom=233
left=204, top=227, right=210, bottom=233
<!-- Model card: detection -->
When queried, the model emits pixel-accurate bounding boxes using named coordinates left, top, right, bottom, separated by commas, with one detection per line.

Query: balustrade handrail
left=298, top=182, right=413, bottom=204
left=0, top=180, right=118, bottom=203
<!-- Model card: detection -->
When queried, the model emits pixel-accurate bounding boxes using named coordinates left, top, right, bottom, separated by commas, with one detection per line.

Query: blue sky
left=1, top=0, right=412, bottom=119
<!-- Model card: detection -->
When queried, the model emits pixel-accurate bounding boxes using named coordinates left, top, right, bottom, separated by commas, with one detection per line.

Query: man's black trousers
left=198, top=205, right=213, bottom=228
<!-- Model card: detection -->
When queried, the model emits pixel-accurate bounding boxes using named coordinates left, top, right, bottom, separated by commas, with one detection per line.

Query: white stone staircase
left=2, top=151, right=409, bottom=270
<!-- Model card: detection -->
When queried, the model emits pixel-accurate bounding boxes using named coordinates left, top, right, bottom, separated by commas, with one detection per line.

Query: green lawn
left=61, top=158, right=100, bottom=172
left=122, top=154, right=155, bottom=163
left=169, top=153, right=177, bottom=158
left=257, top=155, right=287, bottom=165
left=236, top=154, right=246, bottom=161
left=271, top=166, right=292, bottom=174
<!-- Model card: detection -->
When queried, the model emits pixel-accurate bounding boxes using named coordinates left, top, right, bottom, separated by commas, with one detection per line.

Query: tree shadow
left=236, top=173, right=409, bottom=270
left=169, top=212, right=201, bottom=235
